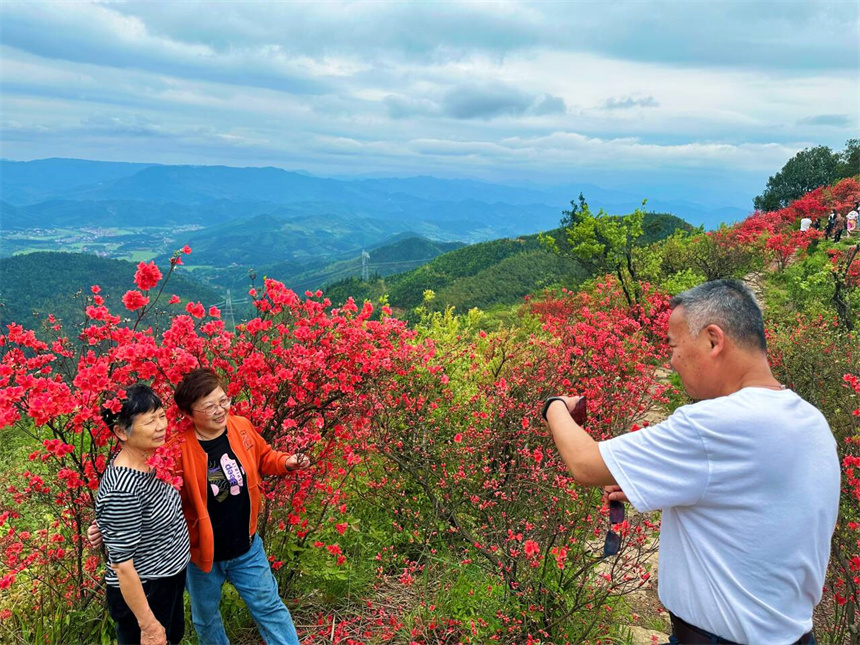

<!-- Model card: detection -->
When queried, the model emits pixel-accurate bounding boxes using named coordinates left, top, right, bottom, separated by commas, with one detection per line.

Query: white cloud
left=0, top=0, right=856, bottom=201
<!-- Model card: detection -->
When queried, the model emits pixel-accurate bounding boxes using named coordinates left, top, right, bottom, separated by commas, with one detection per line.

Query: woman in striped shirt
left=96, top=384, right=190, bottom=645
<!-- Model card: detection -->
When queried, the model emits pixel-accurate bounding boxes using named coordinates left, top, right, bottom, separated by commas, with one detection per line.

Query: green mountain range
left=324, top=212, right=693, bottom=314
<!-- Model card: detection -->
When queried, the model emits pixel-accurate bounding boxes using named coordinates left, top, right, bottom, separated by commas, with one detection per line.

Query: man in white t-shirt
left=543, top=279, right=839, bottom=645
left=799, top=217, right=812, bottom=231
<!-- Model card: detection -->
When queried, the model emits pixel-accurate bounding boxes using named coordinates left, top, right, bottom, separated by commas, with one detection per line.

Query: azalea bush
left=0, top=253, right=672, bottom=644
left=345, top=279, right=671, bottom=643
left=0, top=248, right=431, bottom=643
left=830, top=373, right=860, bottom=645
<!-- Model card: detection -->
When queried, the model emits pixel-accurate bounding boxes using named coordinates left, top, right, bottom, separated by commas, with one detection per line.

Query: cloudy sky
left=1, top=1, right=858, bottom=205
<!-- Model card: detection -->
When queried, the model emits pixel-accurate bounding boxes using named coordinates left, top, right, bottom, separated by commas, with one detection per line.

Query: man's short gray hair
left=670, top=279, right=767, bottom=352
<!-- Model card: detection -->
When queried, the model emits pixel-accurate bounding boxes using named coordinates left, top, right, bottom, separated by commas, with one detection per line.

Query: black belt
left=670, top=612, right=814, bottom=645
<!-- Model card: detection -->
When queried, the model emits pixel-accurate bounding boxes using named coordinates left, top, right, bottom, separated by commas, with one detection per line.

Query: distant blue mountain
left=60, top=164, right=376, bottom=205
left=0, top=158, right=156, bottom=205
left=0, top=158, right=749, bottom=237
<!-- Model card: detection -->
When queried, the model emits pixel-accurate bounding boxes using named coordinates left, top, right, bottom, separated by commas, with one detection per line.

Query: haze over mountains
left=2, top=158, right=746, bottom=232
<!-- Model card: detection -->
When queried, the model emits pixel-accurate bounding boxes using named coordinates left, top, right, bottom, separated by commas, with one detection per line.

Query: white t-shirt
left=599, top=388, right=839, bottom=644
left=799, top=217, right=812, bottom=231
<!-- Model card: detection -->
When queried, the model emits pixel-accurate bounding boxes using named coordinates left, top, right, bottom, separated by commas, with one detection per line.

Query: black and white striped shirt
left=96, top=463, right=190, bottom=587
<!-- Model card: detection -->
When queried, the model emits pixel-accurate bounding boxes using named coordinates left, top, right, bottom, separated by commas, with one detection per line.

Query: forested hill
left=324, top=212, right=693, bottom=313
left=0, top=252, right=221, bottom=330
left=251, top=236, right=467, bottom=296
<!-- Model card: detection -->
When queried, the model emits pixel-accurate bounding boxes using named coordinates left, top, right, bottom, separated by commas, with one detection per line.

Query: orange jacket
left=176, top=414, right=291, bottom=573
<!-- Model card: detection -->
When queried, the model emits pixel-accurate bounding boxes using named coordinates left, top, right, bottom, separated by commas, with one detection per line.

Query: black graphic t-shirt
left=198, top=431, right=253, bottom=561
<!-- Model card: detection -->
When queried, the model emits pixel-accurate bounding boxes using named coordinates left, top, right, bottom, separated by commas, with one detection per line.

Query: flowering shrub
left=657, top=227, right=759, bottom=283
left=765, top=229, right=822, bottom=272
left=0, top=248, right=431, bottom=642
left=355, top=278, right=670, bottom=643
left=832, top=373, right=860, bottom=645
left=829, top=178, right=860, bottom=214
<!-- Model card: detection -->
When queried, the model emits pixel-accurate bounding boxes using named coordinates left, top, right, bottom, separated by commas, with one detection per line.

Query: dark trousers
left=666, top=612, right=815, bottom=645
left=106, top=568, right=187, bottom=645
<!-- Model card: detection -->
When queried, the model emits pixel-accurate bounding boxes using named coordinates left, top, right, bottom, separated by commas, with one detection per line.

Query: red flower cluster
left=121, top=290, right=150, bottom=311
left=133, top=261, right=163, bottom=292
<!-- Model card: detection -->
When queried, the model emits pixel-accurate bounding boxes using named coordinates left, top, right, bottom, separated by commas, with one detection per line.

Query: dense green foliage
left=754, top=138, right=858, bottom=212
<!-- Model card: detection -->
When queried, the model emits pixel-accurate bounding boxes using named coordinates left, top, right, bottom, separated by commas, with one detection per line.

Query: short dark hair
left=101, top=384, right=163, bottom=439
left=670, top=279, right=767, bottom=352
left=174, top=368, right=226, bottom=415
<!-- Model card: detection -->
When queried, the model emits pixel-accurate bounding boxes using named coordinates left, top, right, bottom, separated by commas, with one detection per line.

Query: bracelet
left=541, top=396, right=567, bottom=422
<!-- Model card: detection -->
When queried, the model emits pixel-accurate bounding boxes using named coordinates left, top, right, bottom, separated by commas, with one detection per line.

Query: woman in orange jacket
left=172, top=368, right=309, bottom=645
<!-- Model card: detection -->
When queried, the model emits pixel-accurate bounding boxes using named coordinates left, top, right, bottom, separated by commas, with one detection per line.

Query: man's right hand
left=603, top=484, right=629, bottom=504
left=86, top=520, right=103, bottom=548
left=139, top=619, right=167, bottom=645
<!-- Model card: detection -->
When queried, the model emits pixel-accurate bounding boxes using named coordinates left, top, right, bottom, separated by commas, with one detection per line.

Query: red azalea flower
left=133, top=261, right=162, bottom=291
left=185, top=301, right=205, bottom=318
left=121, top=290, right=149, bottom=311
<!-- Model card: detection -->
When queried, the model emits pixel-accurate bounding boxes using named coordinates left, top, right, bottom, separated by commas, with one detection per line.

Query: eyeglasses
left=193, top=397, right=231, bottom=416
left=603, top=500, right=625, bottom=557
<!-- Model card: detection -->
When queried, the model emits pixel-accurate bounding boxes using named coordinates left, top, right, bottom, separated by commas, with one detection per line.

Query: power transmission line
left=366, top=257, right=437, bottom=267
left=361, top=250, right=370, bottom=281
left=225, top=290, right=236, bottom=330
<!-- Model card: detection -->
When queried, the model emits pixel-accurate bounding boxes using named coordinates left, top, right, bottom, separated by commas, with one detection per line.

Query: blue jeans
left=186, top=534, right=299, bottom=645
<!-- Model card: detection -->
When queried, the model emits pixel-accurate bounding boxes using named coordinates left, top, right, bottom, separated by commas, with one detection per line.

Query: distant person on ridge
left=834, top=211, right=846, bottom=243
left=825, top=209, right=837, bottom=239
left=542, top=279, right=838, bottom=645
left=847, top=202, right=858, bottom=237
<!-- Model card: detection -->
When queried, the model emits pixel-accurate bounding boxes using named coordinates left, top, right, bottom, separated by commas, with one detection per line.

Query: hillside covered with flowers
left=1, top=175, right=860, bottom=644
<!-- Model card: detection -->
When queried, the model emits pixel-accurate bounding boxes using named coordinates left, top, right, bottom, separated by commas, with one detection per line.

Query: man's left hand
left=547, top=395, right=586, bottom=424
